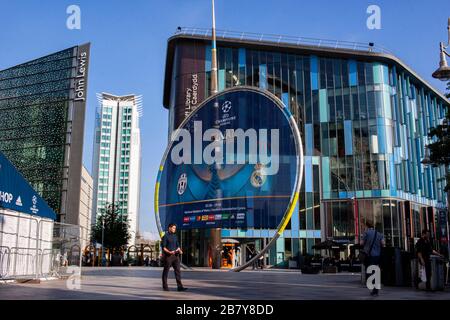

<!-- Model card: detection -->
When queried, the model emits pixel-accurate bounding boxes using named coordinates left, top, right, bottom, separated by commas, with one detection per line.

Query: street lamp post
left=432, top=18, right=450, bottom=81
left=101, top=216, right=105, bottom=266
left=352, top=196, right=359, bottom=244
left=208, top=0, right=222, bottom=270
left=429, top=16, right=450, bottom=258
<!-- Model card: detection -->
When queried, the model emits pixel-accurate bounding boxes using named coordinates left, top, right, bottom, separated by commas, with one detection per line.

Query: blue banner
left=0, top=151, right=56, bottom=220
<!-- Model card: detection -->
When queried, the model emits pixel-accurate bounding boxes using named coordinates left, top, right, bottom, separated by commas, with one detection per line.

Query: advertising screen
left=155, top=87, right=302, bottom=232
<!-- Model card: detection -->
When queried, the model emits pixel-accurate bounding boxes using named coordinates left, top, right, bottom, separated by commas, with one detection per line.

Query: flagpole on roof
left=210, top=0, right=218, bottom=95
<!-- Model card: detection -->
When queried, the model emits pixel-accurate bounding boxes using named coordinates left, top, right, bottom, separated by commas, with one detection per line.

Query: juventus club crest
left=177, top=173, right=187, bottom=195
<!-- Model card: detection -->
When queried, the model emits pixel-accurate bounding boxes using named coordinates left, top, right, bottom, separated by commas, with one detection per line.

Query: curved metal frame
left=154, top=86, right=303, bottom=272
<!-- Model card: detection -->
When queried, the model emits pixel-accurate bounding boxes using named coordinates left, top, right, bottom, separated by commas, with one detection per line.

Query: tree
left=427, top=80, right=450, bottom=191
left=446, top=80, right=450, bottom=99
left=91, top=202, right=131, bottom=249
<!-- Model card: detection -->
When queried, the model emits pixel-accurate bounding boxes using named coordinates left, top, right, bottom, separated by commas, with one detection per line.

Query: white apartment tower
left=92, top=93, right=142, bottom=246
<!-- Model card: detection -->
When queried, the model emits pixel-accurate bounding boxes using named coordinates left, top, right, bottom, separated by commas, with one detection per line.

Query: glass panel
left=310, top=56, right=318, bottom=90
left=322, top=157, right=331, bottom=197
left=344, top=120, right=353, bottom=155
left=259, top=64, right=267, bottom=90
left=319, top=89, right=328, bottom=122
left=349, top=60, right=357, bottom=86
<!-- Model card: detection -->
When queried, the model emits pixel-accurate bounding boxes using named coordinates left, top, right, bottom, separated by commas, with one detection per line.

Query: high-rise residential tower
left=92, top=93, right=142, bottom=246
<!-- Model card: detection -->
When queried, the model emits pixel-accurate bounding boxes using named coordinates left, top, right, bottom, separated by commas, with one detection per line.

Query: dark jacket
left=162, top=232, right=180, bottom=255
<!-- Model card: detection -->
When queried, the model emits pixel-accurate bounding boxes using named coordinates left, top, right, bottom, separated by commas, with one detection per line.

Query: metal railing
left=0, top=211, right=84, bottom=281
left=174, top=27, right=394, bottom=55
left=0, top=245, right=83, bottom=281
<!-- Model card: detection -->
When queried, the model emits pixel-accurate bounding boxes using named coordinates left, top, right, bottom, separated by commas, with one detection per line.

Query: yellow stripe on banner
left=154, top=182, right=160, bottom=213
left=156, top=166, right=164, bottom=238
left=277, top=192, right=299, bottom=235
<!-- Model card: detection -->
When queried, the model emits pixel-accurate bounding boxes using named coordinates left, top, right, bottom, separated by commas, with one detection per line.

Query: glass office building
left=0, top=44, right=90, bottom=225
left=162, top=29, right=449, bottom=267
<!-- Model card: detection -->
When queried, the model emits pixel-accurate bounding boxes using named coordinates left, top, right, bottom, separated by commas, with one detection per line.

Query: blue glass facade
left=0, top=44, right=90, bottom=224
left=164, top=36, right=449, bottom=266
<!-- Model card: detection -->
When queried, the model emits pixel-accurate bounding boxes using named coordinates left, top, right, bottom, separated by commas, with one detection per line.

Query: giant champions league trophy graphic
left=154, top=1, right=303, bottom=271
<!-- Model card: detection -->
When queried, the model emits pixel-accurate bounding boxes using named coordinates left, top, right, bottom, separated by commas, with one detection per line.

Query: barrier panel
left=0, top=246, right=10, bottom=279
left=43, top=222, right=84, bottom=278
left=0, top=210, right=84, bottom=281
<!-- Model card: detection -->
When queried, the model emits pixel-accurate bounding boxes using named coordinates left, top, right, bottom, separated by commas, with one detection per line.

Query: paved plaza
left=1, top=267, right=449, bottom=300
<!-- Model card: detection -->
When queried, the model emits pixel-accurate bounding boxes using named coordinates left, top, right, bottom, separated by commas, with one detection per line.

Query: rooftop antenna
left=210, top=0, right=218, bottom=95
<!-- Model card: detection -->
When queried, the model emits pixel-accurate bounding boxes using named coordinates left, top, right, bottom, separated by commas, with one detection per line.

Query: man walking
left=161, top=223, right=187, bottom=291
left=416, top=229, right=443, bottom=291
left=360, top=220, right=385, bottom=296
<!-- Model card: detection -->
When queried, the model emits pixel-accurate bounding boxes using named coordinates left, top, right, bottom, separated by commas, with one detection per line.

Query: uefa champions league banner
left=155, top=87, right=302, bottom=233
left=0, top=151, right=56, bottom=220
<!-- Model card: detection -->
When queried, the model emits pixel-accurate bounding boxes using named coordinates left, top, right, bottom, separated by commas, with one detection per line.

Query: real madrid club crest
left=250, top=163, right=267, bottom=188
left=177, top=173, right=187, bottom=195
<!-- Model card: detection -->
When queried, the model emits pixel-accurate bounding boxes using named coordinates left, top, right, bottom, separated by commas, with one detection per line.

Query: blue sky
left=1, top=0, right=449, bottom=237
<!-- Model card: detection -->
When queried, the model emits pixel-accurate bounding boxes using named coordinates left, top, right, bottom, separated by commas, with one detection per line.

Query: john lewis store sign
left=74, top=45, right=89, bottom=102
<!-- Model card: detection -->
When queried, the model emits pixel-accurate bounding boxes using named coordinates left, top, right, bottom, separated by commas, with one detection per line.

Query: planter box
left=288, top=260, right=298, bottom=269
left=323, top=266, right=338, bottom=273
